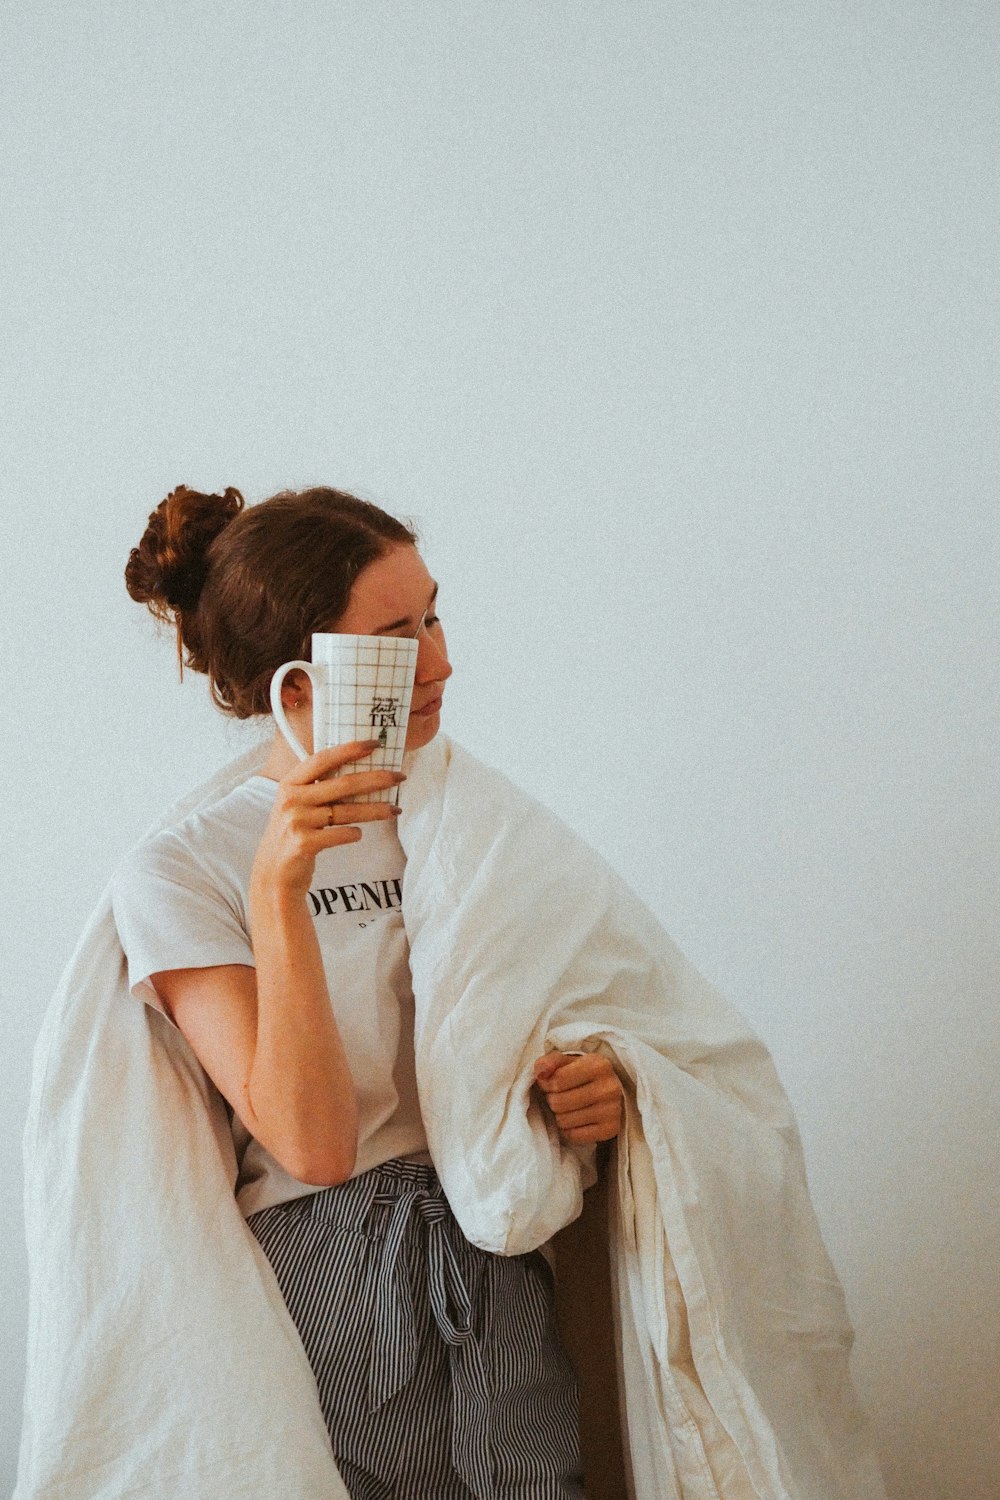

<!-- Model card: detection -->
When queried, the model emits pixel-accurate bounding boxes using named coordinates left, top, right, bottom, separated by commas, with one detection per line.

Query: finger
left=544, top=1094, right=623, bottom=1131
left=536, top=1054, right=616, bottom=1090
left=281, top=796, right=397, bottom=831
left=304, top=824, right=364, bottom=849
left=532, top=1052, right=577, bottom=1083
left=298, top=768, right=406, bottom=804
left=311, top=800, right=402, bottom=827
left=282, top=739, right=383, bottom=787
left=536, top=1068, right=621, bottom=1106
left=545, top=1093, right=622, bottom=1126
left=551, top=1100, right=622, bottom=1130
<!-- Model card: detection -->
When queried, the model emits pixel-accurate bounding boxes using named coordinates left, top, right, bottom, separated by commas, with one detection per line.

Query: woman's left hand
left=532, top=1051, right=624, bottom=1144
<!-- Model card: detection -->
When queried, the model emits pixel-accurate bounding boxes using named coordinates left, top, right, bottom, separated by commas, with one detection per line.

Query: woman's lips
left=412, top=694, right=443, bottom=717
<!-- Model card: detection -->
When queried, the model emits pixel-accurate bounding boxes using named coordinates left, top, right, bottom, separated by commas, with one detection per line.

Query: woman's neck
left=257, top=727, right=304, bottom=783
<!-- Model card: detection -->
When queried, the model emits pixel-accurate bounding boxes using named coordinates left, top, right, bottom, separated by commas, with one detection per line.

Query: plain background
left=3, top=4, right=997, bottom=1497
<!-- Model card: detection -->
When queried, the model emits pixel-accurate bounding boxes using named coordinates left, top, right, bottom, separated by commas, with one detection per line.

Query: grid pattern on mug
left=317, top=636, right=418, bottom=803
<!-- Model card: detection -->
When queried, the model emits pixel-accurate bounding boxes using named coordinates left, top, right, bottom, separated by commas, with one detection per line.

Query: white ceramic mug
left=270, top=633, right=418, bottom=803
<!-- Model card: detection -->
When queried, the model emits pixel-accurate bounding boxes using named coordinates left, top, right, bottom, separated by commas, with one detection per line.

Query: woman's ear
left=281, top=671, right=312, bottom=710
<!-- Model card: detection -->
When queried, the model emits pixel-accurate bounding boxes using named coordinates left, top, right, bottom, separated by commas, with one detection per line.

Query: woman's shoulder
left=112, top=777, right=275, bottom=897
left=109, top=779, right=268, bottom=974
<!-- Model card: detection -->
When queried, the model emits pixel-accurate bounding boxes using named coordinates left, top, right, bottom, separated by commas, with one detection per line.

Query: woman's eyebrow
left=374, top=581, right=438, bottom=635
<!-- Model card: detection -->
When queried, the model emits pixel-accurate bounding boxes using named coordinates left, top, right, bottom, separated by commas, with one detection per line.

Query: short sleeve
left=110, top=831, right=256, bottom=1021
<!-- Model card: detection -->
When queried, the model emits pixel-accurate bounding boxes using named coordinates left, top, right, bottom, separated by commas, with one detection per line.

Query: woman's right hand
left=250, top=739, right=406, bottom=903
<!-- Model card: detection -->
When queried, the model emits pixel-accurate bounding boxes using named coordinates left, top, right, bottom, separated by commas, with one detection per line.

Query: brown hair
left=125, top=484, right=420, bottom=717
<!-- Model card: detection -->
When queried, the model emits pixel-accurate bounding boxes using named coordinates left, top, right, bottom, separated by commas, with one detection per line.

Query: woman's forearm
left=246, top=884, right=359, bottom=1185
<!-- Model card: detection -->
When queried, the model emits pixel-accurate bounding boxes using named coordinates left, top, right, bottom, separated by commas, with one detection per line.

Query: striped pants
left=247, top=1157, right=585, bottom=1500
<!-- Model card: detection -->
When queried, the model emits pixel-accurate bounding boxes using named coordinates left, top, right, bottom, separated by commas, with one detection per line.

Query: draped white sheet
left=16, top=733, right=886, bottom=1500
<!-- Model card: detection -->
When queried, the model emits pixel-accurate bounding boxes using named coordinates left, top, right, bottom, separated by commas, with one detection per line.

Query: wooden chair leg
left=551, top=1152, right=630, bottom=1500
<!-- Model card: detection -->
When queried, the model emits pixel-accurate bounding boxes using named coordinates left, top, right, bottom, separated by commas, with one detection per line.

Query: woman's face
left=329, top=543, right=453, bottom=752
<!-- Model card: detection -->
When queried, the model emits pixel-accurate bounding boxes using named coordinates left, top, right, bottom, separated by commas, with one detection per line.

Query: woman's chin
left=405, top=711, right=441, bottom=752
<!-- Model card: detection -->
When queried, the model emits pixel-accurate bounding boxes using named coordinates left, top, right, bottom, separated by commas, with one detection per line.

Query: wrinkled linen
left=16, top=733, right=886, bottom=1500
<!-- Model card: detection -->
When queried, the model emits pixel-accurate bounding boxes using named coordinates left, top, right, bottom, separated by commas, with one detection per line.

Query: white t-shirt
left=110, top=774, right=431, bottom=1218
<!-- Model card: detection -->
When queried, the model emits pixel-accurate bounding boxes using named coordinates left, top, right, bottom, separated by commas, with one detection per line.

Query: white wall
left=3, top=5, right=997, bottom=1496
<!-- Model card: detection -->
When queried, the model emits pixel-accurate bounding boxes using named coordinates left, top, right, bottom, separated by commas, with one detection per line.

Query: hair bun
left=126, top=485, right=244, bottom=621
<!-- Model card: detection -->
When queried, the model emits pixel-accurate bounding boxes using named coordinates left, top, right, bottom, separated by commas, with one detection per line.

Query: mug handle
left=269, top=659, right=319, bottom=761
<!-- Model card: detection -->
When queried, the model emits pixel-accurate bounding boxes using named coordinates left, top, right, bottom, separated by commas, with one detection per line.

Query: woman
left=111, top=483, right=625, bottom=1500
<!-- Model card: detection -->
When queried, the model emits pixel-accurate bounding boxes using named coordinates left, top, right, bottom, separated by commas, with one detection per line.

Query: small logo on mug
left=371, top=696, right=400, bottom=729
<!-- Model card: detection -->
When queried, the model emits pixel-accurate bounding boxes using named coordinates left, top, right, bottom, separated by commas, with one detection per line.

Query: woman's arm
left=151, top=740, right=405, bottom=1186
left=245, top=879, right=360, bottom=1183
left=152, top=900, right=357, bottom=1187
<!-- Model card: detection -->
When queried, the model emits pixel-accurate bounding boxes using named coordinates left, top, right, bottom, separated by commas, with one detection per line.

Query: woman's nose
left=416, top=631, right=452, bottom=682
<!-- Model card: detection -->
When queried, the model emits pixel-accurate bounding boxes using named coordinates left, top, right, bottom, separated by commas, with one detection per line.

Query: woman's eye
left=425, top=614, right=440, bottom=628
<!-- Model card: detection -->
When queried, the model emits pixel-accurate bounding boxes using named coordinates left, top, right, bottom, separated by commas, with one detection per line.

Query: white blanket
left=16, top=733, right=886, bottom=1500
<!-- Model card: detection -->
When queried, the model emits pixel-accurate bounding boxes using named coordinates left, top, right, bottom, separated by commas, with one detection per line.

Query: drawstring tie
left=367, top=1181, right=495, bottom=1500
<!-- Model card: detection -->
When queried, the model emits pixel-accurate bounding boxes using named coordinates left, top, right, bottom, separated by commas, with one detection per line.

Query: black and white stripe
left=247, top=1156, right=585, bottom=1500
